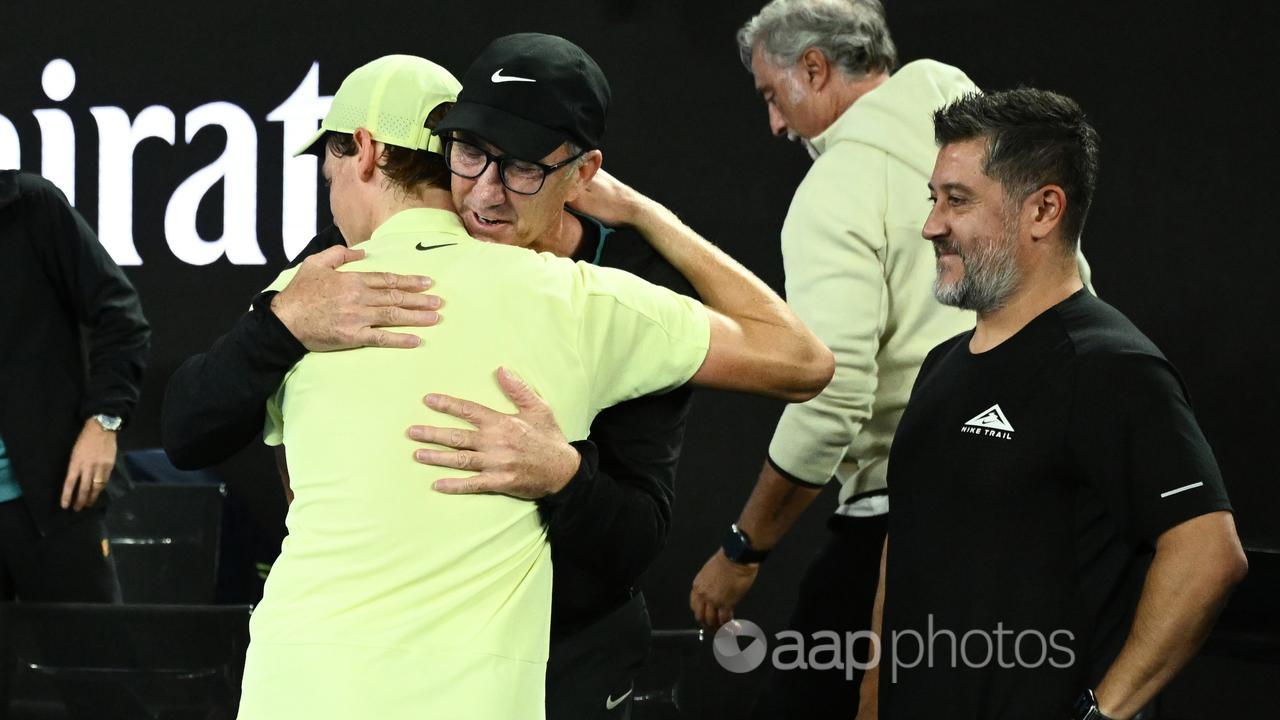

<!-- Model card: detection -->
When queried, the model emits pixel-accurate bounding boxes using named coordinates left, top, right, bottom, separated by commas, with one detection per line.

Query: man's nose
left=768, top=105, right=788, bottom=137
left=472, top=161, right=507, bottom=204
left=922, top=205, right=947, bottom=241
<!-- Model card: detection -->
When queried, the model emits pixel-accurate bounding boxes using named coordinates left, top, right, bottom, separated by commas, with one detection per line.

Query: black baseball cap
left=434, top=33, right=611, bottom=161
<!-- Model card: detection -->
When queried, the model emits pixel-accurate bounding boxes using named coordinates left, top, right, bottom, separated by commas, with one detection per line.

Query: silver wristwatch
left=92, top=414, right=123, bottom=432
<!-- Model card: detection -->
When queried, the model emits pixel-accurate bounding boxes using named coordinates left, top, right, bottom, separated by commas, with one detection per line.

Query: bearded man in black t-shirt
left=853, top=89, right=1248, bottom=720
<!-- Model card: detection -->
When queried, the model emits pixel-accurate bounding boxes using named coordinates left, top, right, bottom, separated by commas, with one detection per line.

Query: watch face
left=723, top=525, right=769, bottom=564
left=723, top=527, right=747, bottom=561
left=727, top=520, right=752, bottom=561
left=95, top=415, right=122, bottom=431
left=1072, top=690, right=1097, bottom=720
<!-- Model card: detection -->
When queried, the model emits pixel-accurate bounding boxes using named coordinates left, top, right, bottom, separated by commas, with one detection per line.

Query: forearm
left=735, top=459, right=823, bottom=550
left=78, top=241, right=151, bottom=420
left=630, top=201, right=832, bottom=396
left=82, top=317, right=150, bottom=420
left=162, top=292, right=305, bottom=469
left=540, top=441, right=672, bottom=586
left=631, top=202, right=785, bottom=325
left=1094, top=513, right=1247, bottom=718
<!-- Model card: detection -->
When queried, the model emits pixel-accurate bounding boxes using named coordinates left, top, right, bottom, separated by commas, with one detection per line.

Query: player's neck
left=352, top=187, right=456, bottom=246
left=379, top=185, right=454, bottom=216
left=971, top=263, right=1083, bottom=354
left=343, top=184, right=458, bottom=245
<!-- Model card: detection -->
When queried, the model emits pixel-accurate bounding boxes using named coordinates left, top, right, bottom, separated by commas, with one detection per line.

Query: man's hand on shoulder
left=409, top=367, right=580, bottom=500
left=270, top=245, right=444, bottom=352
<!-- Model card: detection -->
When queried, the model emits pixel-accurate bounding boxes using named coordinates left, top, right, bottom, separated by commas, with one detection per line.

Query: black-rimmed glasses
left=442, top=138, right=584, bottom=195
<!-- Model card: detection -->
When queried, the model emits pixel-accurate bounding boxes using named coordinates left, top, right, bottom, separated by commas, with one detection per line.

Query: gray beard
left=933, top=231, right=1021, bottom=314
left=786, top=130, right=819, bottom=160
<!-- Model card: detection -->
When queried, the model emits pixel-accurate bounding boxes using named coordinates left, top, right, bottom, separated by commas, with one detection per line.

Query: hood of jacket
left=809, top=59, right=977, bottom=177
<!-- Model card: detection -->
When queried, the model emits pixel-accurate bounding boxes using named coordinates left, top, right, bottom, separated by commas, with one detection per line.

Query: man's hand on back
left=270, top=245, right=444, bottom=351
left=409, top=367, right=581, bottom=499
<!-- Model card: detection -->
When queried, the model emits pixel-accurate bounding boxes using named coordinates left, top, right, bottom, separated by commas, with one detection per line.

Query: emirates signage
left=0, top=59, right=334, bottom=266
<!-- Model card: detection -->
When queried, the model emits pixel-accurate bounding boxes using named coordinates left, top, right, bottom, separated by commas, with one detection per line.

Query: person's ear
left=800, top=47, right=830, bottom=91
left=564, top=149, right=603, bottom=203
left=1026, top=184, right=1067, bottom=244
left=353, top=128, right=380, bottom=181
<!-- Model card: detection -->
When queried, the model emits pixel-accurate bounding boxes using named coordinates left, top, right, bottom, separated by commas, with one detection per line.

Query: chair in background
left=108, top=450, right=225, bottom=604
left=0, top=602, right=252, bottom=720
left=633, top=628, right=709, bottom=719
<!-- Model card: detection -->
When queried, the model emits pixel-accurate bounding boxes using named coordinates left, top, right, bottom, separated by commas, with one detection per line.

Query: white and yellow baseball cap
left=294, top=54, right=462, bottom=157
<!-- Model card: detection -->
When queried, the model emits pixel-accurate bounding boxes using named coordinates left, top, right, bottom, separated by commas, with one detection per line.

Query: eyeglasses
left=442, top=137, right=584, bottom=195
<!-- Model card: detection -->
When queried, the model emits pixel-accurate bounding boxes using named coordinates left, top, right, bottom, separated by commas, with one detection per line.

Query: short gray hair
left=563, top=139, right=590, bottom=170
left=738, top=0, right=898, bottom=78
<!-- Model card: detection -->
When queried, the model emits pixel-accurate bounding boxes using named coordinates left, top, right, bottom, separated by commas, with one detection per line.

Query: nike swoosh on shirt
left=605, top=688, right=632, bottom=710
left=415, top=242, right=457, bottom=252
left=1159, top=481, right=1204, bottom=498
left=491, top=68, right=536, bottom=83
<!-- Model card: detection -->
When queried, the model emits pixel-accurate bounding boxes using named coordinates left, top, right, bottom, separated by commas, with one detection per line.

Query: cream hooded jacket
left=767, top=60, right=1092, bottom=509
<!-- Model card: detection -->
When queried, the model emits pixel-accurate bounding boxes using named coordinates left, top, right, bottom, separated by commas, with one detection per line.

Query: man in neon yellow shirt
left=236, top=54, right=832, bottom=720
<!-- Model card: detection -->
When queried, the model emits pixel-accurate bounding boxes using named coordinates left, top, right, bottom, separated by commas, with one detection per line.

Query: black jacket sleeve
left=161, top=228, right=344, bottom=469
left=537, top=384, right=693, bottom=588
left=31, top=178, right=150, bottom=423
left=161, top=291, right=306, bottom=469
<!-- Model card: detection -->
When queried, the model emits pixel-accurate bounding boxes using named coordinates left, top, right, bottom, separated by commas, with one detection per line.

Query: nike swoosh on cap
left=605, top=688, right=632, bottom=710
left=415, top=242, right=457, bottom=252
left=491, top=68, right=536, bottom=83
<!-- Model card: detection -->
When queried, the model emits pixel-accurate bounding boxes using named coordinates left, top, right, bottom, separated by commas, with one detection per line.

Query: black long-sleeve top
left=0, top=171, right=151, bottom=535
left=162, top=213, right=695, bottom=639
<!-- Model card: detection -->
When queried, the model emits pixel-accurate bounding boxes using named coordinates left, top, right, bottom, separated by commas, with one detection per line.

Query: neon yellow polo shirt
left=237, top=208, right=709, bottom=720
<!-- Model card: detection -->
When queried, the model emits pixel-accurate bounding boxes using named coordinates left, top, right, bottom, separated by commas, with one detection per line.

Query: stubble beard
left=933, top=217, right=1022, bottom=314
left=782, top=73, right=820, bottom=160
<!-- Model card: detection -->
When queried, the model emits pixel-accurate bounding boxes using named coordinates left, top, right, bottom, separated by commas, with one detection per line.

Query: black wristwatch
left=722, top=523, right=770, bottom=565
left=1070, top=689, right=1115, bottom=720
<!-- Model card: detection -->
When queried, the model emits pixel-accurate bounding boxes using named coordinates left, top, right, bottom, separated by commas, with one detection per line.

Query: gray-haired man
left=690, top=1, right=977, bottom=716
left=691, top=4, right=1096, bottom=716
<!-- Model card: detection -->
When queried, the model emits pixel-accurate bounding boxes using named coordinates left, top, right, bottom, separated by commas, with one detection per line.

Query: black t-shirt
left=880, top=289, right=1231, bottom=719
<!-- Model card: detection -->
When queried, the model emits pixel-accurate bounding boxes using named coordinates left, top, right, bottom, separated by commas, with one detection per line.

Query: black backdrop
left=3, top=0, right=1276, bottom=711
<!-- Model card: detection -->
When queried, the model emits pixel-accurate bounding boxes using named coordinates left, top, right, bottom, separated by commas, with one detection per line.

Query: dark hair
left=325, top=102, right=453, bottom=192
left=933, top=88, right=1099, bottom=245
